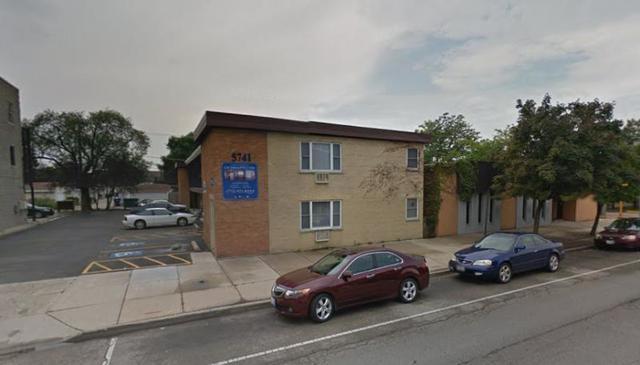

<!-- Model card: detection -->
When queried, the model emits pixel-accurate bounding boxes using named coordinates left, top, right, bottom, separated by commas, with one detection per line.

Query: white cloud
left=2, top=0, right=640, bottom=159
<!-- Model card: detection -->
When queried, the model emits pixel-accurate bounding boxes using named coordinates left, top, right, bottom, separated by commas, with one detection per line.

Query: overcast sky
left=2, top=1, right=640, bottom=168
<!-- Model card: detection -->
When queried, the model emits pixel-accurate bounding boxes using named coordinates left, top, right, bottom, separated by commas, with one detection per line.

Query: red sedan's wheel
left=310, top=294, right=334, bottom=323
left=399, top=278, right=418, bottom=303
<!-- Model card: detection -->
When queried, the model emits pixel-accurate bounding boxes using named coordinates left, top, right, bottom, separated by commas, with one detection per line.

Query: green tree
left=416, top=113, right=480, bottom=237
left=96, top=153, right=150, bottom=210
left=417, top=113, right=480, bottom=167
left=576, top=104, right=640, bottom=235
left=158, top=133, right=196, bottom=184
left=29, top=110, right=149, bottom=211
left=495, top=95, right=593, bottom=233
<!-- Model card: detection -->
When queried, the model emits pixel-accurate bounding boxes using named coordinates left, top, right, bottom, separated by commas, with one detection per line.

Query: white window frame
left=405, top=197, right=419, bottom=221
left=300, top=142, right=342, bottom=173
left=300, top=200, right=342, bottom=231
left=406, top=147, right=419, bottom=170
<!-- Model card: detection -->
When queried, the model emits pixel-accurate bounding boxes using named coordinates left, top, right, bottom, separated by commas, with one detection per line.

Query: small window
left=300, top=142, right=341, bottom=171
left=407, top=148, right=418, bottom=169
left=7, top=102, right=14, bottom=124
left=406, top=198, right=418, bottom=220
left=541, top=202, right=546, bottom=219
left=348, top=255, right=375, bottom=274
left=375, top=252, right=402, bottom=267
left=301, top=200, right=342, bottom=230
left=9, top=145, right=15, bottom=166
left=522, top=197, right=527, bottom=220
left=478, top=194, right=483, bottom=223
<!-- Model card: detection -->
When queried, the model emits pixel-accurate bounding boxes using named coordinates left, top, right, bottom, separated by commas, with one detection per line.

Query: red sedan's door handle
left=366, top=274, right=375, bottom=279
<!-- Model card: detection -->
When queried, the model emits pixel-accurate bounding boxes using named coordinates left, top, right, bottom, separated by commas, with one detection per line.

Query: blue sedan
left=448, top=232, right=565, bottom=283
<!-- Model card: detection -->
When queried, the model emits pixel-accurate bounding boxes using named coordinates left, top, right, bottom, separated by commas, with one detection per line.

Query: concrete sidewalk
left=0, top=219, right=604, bottom=353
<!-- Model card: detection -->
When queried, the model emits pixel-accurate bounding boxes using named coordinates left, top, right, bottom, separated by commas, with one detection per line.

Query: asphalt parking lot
left=0, top=210, right=202, bottom=284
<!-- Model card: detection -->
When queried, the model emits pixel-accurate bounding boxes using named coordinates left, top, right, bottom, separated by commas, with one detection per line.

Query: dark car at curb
left=595, top=218, right=640, bottom=250
left=26, top=203, right=55, bottom=219
left=271, top=247, right=430, bottom=323
left=449, top=232, right=565, bottom=284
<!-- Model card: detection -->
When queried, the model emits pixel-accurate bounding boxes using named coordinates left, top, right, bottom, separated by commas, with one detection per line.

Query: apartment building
left=0, top=77, right=24, bottom=232
left=178, top=111, right=429, bottom=257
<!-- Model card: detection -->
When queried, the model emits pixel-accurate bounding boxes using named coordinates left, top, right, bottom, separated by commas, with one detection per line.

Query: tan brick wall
left=176, top=167, right=190, bottom=206
left=201, top=129, right=269, bottom=257
left=267, top=132, right=423, bottom=253
left=436, top=173, right=458, bottom=236
left=562, top=195, right=598, bottom=222
left=500, top=196, right=517, bottom=229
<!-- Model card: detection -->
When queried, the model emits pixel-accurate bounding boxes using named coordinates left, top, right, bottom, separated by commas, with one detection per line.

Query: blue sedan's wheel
left=547, top=254, right=560, bottom=272
left=497, top=263, right=512, bottom=284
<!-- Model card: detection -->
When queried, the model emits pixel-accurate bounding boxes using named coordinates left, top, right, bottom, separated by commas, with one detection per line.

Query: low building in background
left=0, top=76, right=25, bottom=232
left=126, top=183, right=173, bottom=202
left=436, top=170, right=598, bottom=237
left=178, top=111, right=428, bottom=257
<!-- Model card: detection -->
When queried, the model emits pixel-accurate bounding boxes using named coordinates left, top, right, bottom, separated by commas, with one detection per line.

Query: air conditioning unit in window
left=314, top=173, right=329, bottom=184
left=315, top=230, right=330, bottom=242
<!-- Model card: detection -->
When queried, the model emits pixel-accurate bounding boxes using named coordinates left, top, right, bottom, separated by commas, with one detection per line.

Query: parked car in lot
left=129, top=200, right=188, bottom=213
left=122, top=208, right=196, bottom=229
left=271, top=247, right=430, bottom=323
left=595, top=218, right=640, bottom=249
left=449, top=232, right=565, bottom=284
left=25, top=203, right=55, bottom=219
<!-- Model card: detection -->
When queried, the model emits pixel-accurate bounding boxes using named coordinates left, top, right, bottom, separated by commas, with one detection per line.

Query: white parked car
left=122, top=208, right=196, bottom=229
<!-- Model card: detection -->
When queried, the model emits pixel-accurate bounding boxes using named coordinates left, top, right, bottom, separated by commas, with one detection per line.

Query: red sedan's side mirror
left=342, top=271, right=352, bottom=280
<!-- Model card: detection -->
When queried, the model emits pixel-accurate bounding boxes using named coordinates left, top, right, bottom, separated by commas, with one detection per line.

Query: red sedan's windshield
left=310, top=251, right=350, bottom=275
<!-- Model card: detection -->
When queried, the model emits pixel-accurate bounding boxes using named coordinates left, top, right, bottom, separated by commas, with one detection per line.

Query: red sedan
left=271, top=247, right=430, bottom=322
left=595, top=218, right=640, bottom=249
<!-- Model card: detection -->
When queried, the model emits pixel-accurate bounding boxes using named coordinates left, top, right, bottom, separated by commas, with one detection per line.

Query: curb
left=66, top=299, right=271, bottom=343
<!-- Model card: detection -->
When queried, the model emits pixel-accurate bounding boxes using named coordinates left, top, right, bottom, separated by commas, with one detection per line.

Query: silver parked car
left=122, top=208, right=196, bottom=229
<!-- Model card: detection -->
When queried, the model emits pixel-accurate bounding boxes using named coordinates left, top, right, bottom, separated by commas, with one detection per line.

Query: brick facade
left=201, top=128, right=270, bottom=257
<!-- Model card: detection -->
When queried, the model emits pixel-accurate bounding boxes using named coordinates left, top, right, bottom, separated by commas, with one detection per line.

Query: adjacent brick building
left=0, top=77, right=24, bottom=233
left=179, top=111, right=429, bottom=257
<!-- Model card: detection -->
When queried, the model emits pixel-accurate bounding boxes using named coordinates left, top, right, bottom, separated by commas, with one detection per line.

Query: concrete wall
left=436, top=173, right=458, bottom=236
left=457, top=192, right=502, bottom=235
left=267, top=132, right=423, bottom=253
left=0, top=78, right=24, bottom=232
left=515, top=197, right=552, bottom=229
left=201, top=128, right=270, bottom=257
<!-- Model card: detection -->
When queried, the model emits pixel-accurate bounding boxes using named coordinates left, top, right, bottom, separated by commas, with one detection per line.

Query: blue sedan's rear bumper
left=448, top=260, right=499, bottom=279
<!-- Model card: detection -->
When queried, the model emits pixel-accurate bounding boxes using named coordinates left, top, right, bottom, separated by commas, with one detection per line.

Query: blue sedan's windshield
left=474, top=233, right=517, bottom=251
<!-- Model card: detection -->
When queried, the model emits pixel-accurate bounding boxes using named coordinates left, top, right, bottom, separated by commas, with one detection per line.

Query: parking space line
left=168, top=254, right=191, bottom=264
left=81, top=262, right=96, bottom=274
left=209, top=257, right=640, bottom=365
left=119, top=259, right=139, bottom=269
left=94, top=262, right=112, bottom=271
left=144, top=256, right=167, bottom=266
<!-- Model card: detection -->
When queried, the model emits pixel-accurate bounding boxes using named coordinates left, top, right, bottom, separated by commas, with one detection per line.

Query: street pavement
left=2, top=248, right=639, bottom=365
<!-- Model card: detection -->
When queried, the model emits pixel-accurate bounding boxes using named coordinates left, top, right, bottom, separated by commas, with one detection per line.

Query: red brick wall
left=176, top=167, right=190, bottom=206
left=200, top=128, right=270, bottom=257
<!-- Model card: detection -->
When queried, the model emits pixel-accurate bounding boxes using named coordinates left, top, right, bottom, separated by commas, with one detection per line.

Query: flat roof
left=193, top=111, right=429, bottom=144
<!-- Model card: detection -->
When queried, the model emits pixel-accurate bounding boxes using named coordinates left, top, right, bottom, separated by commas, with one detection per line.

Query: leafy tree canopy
left=416, top=113, right=480, bottom=167
left=29, top=109, right=149, bottom=211
left=158, top=133, right=196, bottom=184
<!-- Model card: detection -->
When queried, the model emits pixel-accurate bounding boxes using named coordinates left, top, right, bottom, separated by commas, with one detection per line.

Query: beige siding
left=267, top=132, right=423, bottom=253
left=0, top=78, right=24, bottom=232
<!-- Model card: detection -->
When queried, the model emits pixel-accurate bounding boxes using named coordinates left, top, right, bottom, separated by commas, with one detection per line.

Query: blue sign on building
left=222, top=162, right=258, bottom=200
